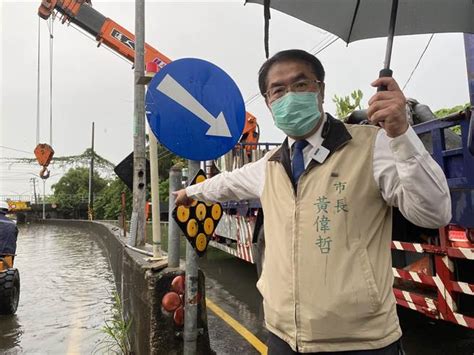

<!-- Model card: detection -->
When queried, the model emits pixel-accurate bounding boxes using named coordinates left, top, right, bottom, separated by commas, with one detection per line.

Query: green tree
left=94, top=178, right=132, bottom=220
left=433, top=103, right=470, bottom=118
left=333, top=89, right=363, bottom=119
left=434, top=103, right=470, bottom=135
left=52, top=167, right=107, bottom=217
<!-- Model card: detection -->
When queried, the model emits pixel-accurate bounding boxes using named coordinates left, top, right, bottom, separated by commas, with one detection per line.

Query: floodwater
left=0, top=223, right=116, bottom=354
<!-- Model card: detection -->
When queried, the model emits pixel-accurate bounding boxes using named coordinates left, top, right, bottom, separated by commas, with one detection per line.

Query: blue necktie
left=291, top=140, right=308, bottom=183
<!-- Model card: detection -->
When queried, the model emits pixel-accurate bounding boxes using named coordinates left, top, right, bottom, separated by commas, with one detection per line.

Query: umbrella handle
left=377, top=69, right=393, bottom=92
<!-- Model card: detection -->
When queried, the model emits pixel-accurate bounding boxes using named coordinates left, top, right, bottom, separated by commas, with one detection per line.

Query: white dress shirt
left=187, top=115, right=452, bottom=229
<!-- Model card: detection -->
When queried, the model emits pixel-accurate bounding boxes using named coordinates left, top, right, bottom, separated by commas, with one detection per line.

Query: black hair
left=258, top=49, right=325, bottom=96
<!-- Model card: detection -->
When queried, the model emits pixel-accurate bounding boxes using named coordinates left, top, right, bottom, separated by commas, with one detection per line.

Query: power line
left=244, top=36, right=339, bottom=108
left=402, top=34, right=435, bottom=91
left=308, top=33, right=332, bottom=53
left=158, top=151, right=174, bottom=160
left=0, top=146, right=35, bottom=155
left=313, top=36, right=339, bottom=55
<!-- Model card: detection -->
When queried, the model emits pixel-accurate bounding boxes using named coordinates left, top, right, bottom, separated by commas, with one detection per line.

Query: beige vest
left=258, top=120, right=401, bottom=352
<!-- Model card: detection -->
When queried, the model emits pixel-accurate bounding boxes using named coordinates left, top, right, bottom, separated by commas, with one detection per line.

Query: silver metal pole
left=168, top=165, right=182, bottom=268
left=42, top=179, right=46, bottom=220
left=184, top=160, right=200, bottom=355
left=31, top=178, right=38, bottom=205
left=131, top=0, right=147, bottom=246
left=88, top=122, right=95, bottom=220
left=149, top=129, right=162, bottom=257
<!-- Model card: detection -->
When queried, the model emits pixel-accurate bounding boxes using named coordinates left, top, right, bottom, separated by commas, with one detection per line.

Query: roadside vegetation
left=95, top=292, right=132, bottom=355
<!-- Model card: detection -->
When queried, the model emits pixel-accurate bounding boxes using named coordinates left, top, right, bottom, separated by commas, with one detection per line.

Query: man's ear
left=320, top=82, right=326, bottom=103
left=265, top=97, right=271, bottom=110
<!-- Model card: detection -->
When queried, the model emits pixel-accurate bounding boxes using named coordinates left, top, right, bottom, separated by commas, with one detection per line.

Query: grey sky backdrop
left=1, top=0, right=470, bottom=197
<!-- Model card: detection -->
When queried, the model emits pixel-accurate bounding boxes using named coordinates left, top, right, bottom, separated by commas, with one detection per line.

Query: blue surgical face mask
left=270, top=92, right=322, bottom=137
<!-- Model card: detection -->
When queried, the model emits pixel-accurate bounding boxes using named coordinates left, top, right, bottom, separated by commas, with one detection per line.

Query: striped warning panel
left=392, top=267, right=436, bottom=287
left=452, top=312, right=474, bottom=329
left=391, top=241, right=424, bottom=253
left=447, top=247, right=474, bottom=260
left=450, top=280, right=474, bottom=296
left=393, top=289, right=438, bottom=315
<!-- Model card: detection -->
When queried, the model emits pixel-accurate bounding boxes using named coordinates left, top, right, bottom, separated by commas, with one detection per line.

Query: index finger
left=371, top=76, right=401, bottom=91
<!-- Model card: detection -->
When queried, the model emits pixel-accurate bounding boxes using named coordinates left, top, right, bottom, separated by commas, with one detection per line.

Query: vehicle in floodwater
left=0, top=201, right=20, bottom=315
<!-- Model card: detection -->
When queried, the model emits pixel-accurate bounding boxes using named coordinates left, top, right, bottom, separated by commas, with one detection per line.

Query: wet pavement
left=1, top=223, right=473, bottom=354
left=199, top=251, right=266, bottom=354
left=198, top=240, right=474, bottom=355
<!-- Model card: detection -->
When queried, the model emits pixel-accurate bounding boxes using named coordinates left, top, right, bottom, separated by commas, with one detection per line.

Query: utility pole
left=130, top=0, right=147, bottom=246
left=88, top=122, right=95, bottom=220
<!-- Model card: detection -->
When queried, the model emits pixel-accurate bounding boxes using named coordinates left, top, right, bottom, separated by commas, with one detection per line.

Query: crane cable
left=36, top=17, right=41, bottom=146
left=34, top=16, right=56, bottom=180
left=244, top=35, right=339, bottom=108
left=47, top=16, right=54, bottom=146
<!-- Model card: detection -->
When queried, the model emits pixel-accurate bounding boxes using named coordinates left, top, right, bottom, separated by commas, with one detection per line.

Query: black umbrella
left=248, top=0, right=474, bottom=90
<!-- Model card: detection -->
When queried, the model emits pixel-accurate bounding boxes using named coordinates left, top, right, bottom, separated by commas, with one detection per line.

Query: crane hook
left=40, top=166, right=50, bottom=180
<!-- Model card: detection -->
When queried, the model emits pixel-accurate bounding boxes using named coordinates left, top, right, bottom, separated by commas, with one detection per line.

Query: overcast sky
left=1, top=1, right=470, bottom=197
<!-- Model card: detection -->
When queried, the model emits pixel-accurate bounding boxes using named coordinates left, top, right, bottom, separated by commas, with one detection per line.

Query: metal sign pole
left=184, top=160, right=200, bottom=355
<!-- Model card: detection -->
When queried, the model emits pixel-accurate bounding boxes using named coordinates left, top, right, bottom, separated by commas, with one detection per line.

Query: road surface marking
left=206, top=297, right=267, bottom=354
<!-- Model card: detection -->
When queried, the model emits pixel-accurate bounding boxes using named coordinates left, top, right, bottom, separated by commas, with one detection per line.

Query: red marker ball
left=162, top=291, right=181, bottom=312
left=171, top=275, right=185, bottom=295
left=174, top=306, right=184, bottom=326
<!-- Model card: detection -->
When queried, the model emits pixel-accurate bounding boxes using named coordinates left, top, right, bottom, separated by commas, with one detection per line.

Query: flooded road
left=0, top=223, right=116, bottom=354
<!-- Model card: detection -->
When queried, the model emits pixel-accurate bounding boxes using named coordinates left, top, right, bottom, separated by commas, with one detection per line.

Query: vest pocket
left=356, top=244, right=382, bottom=312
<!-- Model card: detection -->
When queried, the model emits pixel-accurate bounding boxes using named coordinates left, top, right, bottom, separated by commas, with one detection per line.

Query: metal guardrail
left=0, top=195, right=44, bottom=203
left=0, top=194, right=89, bottom=203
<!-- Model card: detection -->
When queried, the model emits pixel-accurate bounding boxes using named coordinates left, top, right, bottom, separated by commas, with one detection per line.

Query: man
left=174, top=50, right=451, bottom=354
left=0, top=201, right=18, bottom=258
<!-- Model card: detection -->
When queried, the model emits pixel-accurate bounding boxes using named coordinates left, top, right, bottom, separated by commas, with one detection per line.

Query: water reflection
left=0, top=223, right=116, bottom=353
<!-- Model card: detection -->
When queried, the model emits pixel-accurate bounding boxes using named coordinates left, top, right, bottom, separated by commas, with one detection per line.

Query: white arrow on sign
left=156, top=74, right=232, bottom=137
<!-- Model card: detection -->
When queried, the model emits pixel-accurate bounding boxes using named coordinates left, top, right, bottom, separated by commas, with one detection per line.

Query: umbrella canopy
left=248, top=0, right=474, bottom=90
left=248, top=0, right=474, bottom=45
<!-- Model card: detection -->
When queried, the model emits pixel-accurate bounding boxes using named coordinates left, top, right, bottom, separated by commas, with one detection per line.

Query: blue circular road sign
left=146, top=58, right=246, bottom=161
